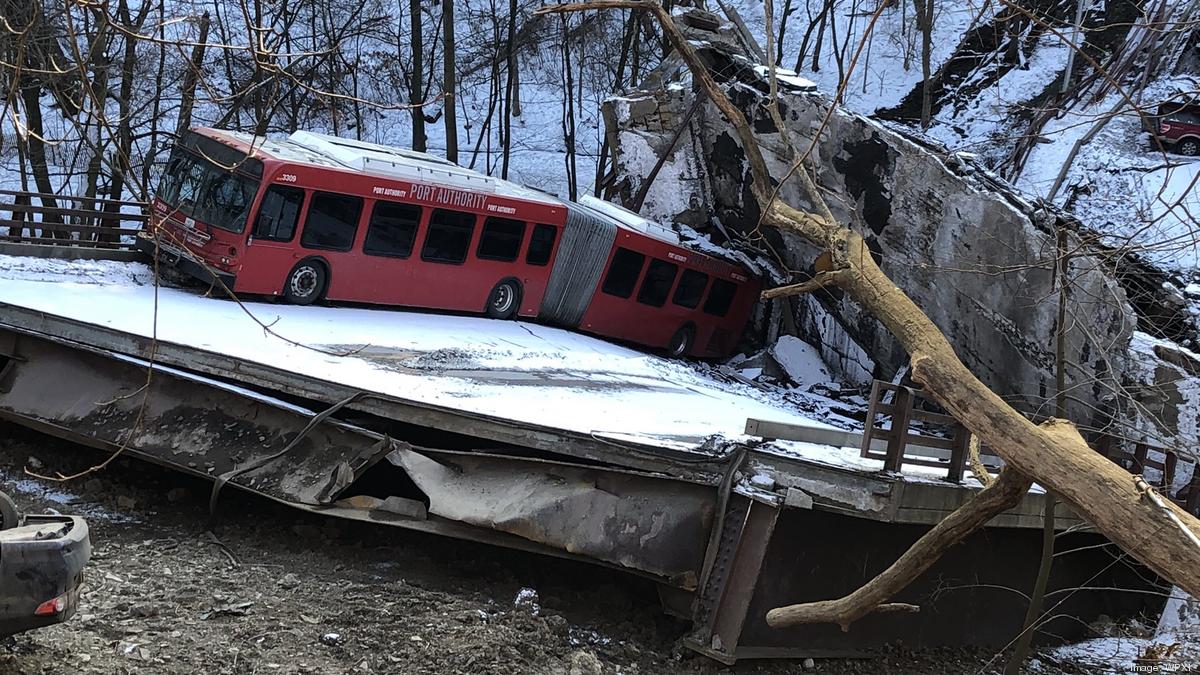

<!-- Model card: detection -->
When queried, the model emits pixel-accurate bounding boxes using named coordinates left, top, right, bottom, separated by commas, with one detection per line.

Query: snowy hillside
left=6, top=0, right=1193, bottom=264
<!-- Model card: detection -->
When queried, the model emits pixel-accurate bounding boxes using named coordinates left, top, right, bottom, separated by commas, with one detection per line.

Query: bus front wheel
left=284, top=260, right=327, bottom=305
left=667, top=325, right=695, bottom=358
left=486, top=279, right=522, bottom=320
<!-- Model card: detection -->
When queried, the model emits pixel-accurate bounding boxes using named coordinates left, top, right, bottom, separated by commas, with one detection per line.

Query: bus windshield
left=156, top=133, right=263, bottom=234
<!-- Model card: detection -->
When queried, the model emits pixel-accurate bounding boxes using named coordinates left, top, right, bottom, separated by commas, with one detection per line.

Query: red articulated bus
left=136, top=127, right=760, bottom=358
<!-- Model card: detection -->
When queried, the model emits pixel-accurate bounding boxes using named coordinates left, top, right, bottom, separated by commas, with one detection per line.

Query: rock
left=319, top=632, right=342, bottom=646
left=513, top=587, right=540, bottom=616
left=544, top=612, right=569, bottom=636
left=803, top=657, right=816, bottom=670
left=129, top=603, right=160, bottom=618
left=568, top=650, right=603, bottom=675
left=26, top=455, right=43, bottom=470
left=117, top=641, right=150, bottom=660
left=769, top=335, right=832, bottom=389
left=276, top=573, right=301, bottom=590
left=458, top=609, right=488, bottom=624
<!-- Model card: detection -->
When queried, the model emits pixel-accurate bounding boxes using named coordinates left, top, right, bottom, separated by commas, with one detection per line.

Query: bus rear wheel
left=486, top=279, right=522, bottom=320
left=284, top=260, right=327, bottom=305
left=667, top=325, right=695, bottom=358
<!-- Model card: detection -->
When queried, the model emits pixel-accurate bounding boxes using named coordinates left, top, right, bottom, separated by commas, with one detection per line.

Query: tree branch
left=766, top=467, right=1032, bottom=630
left=761, top=270, right=843, bottom=300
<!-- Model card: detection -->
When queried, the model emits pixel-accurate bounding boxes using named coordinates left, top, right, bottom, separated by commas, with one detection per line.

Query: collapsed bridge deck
left=0, top=254, right=1164, bottom=662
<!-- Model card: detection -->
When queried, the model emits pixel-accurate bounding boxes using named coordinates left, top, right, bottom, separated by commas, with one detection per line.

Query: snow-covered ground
left=0, top=255, right=864, bottom=460
left=1016, top=82, right=1200, bottom=272
left=740, top=0, right=991, bottom=114
left=1033, top=586, right=1200, bottom=674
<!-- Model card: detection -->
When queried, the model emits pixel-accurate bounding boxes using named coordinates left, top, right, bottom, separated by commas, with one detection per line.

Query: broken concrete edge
left=0, top=309, right=1072, bottom=534
left=0, top=301, right=728, bottom=483
left=0, top=331, right=712, bottom=587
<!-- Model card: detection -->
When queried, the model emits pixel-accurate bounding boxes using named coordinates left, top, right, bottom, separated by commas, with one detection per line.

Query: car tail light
left=34, top=594, right=66, bottom=616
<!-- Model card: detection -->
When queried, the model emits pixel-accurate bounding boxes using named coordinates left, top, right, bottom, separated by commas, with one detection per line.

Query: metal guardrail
left=0, top=189, right=147, bottom=250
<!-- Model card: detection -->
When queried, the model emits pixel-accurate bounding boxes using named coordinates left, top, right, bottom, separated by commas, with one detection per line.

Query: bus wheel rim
left=671, top=329, right=689, bottom=356
left=493, top=285, right=514, bottom=313
left=291, top=267, right=317, bottom=297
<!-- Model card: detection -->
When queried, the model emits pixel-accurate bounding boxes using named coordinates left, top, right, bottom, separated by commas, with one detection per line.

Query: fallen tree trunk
left=536, top=0, right=1200, bottom=626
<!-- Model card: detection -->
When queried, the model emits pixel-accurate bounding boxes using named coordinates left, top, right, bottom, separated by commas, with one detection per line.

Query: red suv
left=1153, top=103, right=1200, bottom=156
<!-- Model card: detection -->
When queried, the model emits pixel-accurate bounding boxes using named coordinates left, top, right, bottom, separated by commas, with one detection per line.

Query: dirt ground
left=0, top=422, right=1019, bottom=674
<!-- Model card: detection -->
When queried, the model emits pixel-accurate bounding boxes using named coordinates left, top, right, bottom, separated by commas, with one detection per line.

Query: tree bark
left=443, top=0, right=458, bottom=163
left=410, top=0, right=427, bottom=152
left=140, top=0, right=168, bottom=191
left=175, top=12, right=211, bottom=140
left=534, top=0, right=1200, bottom=615
left=19, top=80, right=66, bottom=239
left=1005, top=225, right=1071, bottom=673
left=911, top=0, right=933, bottom=128
left=559, top=16, right=578, bottom=200
left=501, top=0, right=518, bottom=178
left=105, top=0, right=152, bottom=241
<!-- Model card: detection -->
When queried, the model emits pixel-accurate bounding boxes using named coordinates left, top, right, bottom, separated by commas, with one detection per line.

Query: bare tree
left=911, top=0, right=934, bottom=128
left=500, top=0, right=518, bottom=178
left=411, top=0, right=427, bottom=151
left=443, top=0, right=459, bottom=163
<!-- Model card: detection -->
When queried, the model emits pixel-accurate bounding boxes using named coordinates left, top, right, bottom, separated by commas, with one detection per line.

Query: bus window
left=672, top=269, right=709, bottom=309
left=364, top=201, right=421, bottom=258
left=477, top=217, right=526, bottom=261
left=636, top=259, right=678, bottom=307
left=703, top=278, right=738, bottom=317
left=199, top=171, right=257, bottom=232
left=421, top=209, right=476, bottom=264
left=301, top=192, right=363, bottom=251
left=601, top=248, right=645, bottom=299
left=526, top=224, right=557, bottom=266
left=156, top=137, right=262, bottom=233
left=253, top=186, right=305, bottom=242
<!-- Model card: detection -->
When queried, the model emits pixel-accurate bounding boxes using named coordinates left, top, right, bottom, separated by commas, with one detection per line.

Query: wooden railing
left=859, top=380, right=990, bottom=482
left=1097, top=434, right=1200, bottom=516
left=861, top=379, right=1200, bottom=516
left=0, top=189, right=148, bottom=250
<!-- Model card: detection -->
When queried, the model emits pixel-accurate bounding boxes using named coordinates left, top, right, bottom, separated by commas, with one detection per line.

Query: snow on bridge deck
left=0, top=255, right=863, bottom=462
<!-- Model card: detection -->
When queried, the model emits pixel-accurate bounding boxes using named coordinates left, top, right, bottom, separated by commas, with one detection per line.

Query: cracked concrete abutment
left=601, top=12, right=1200, bottom=459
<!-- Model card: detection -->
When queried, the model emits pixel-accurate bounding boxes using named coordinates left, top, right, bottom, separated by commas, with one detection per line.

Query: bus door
left=241, top=184, right=307, bottom=295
